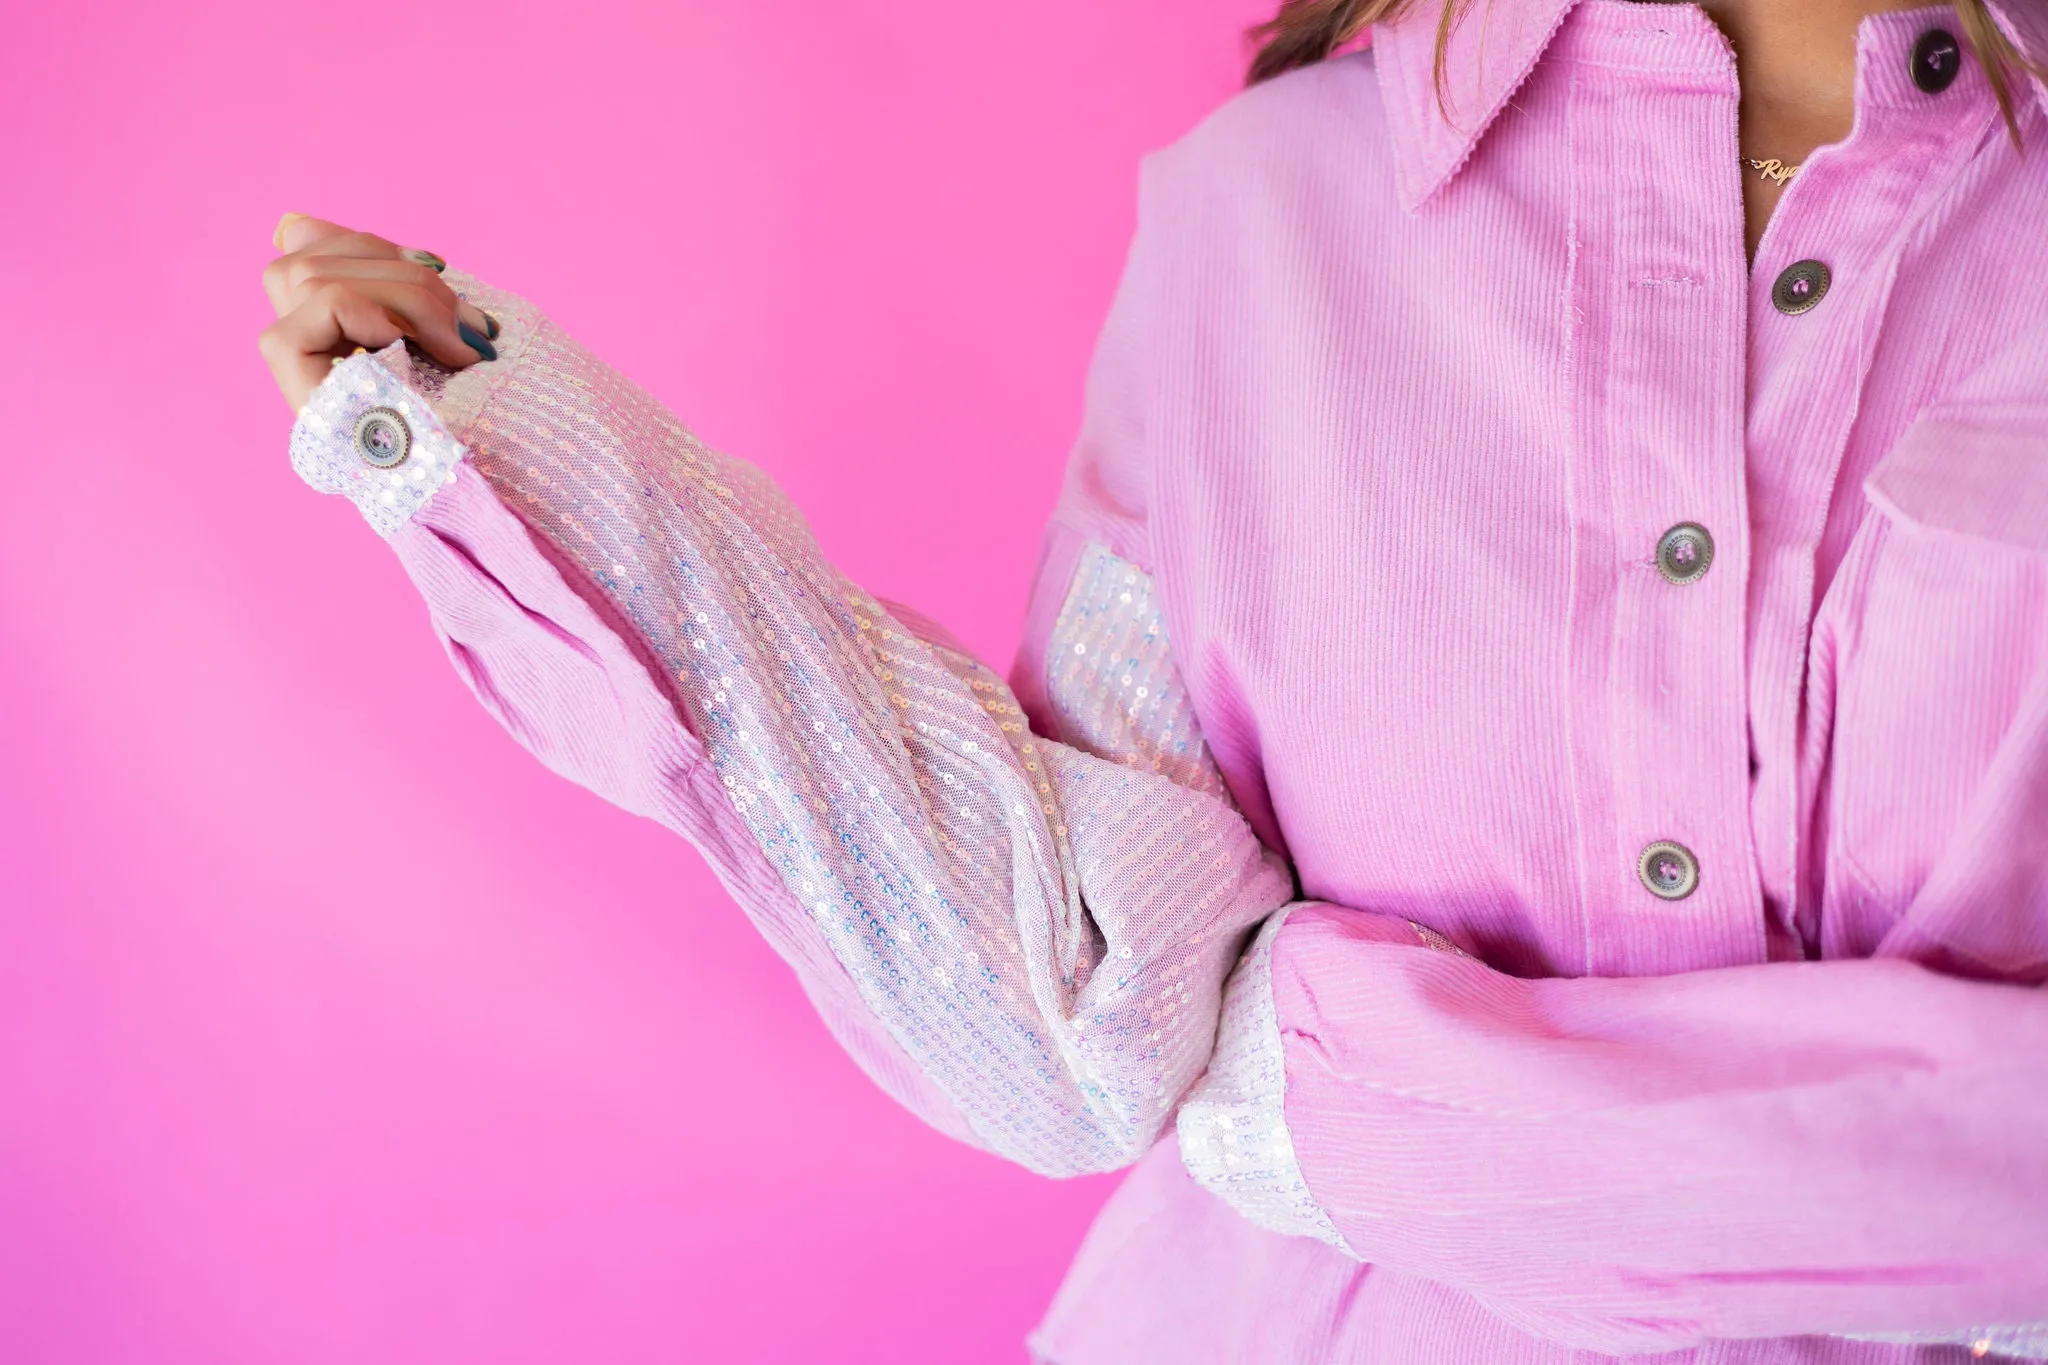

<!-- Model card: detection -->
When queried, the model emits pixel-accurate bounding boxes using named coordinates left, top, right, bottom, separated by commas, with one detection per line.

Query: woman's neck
left=1691, top=0, right=1942, bottom=256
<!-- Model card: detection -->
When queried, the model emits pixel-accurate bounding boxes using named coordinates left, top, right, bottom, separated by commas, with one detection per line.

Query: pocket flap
left=1864, top=317, right=2048, bottom=554
left=1865, top=402, right=2048, bottom=554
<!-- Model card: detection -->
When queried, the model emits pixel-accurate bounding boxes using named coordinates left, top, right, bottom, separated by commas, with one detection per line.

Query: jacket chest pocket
left=1821, top=401, right=2048, bottom=974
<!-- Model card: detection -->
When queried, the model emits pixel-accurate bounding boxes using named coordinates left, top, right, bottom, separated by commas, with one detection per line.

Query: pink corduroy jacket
left=286, top=0, right=2048, bottom=1360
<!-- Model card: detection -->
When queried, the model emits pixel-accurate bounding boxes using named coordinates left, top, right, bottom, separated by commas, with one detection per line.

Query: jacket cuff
left=1178, top=906, right=1475, bottom=1252
left=289, top=348, right=468, bottom=538
left=1177, top=906, right=1356, bottom=1253
left=1849, top=1325, right=2048, bottom=1361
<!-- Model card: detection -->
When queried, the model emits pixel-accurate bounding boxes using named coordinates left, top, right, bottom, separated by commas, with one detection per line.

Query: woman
left=257, top=0, right=2048, bottom=1359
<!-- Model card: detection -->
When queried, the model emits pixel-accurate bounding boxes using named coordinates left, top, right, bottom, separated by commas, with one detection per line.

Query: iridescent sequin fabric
left=290, top=370, right=463, bottom=539
left=1177, top=905, right=1355, bottom=1251
left=1042, top=544, right=1232, bottom=803
left=1853, top=1328, right=2048, bottom=1361
left=299, top=271, right=1294, bottom=1177
left=290, top=269, right=2048, bottom=1363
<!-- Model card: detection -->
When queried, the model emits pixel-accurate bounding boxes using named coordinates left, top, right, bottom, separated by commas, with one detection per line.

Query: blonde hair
left=1248, top=0, right=2043, bottom=147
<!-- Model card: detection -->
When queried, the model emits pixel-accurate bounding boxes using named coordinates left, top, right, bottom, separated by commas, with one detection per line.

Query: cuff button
left=353, top=407, right=412, bottom=469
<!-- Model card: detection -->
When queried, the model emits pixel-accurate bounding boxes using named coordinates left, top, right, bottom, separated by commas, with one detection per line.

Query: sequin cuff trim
left=289, top=351, right=466, bottom=539
left=1177, top=906, right=1355, bottom=1254
left=1848, top=1325, right=2048, bottom=1361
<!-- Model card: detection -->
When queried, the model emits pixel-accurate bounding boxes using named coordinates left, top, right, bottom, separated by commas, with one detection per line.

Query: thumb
left=273, top=212, right=354, bottom=253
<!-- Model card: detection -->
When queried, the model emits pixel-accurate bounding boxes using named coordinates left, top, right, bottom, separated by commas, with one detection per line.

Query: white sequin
left=285, top=277, right=2048, bottom=1338
left=1851, top=1326, right=2048, bottom=1361
left=288, top=273, right=1296, bottom=1178
left=1177, top=907, right=1354, bottom=1252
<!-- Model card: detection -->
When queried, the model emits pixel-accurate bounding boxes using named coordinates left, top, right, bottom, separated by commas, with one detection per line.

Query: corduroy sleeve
left=1194, top=899, right=2048, bottom=1359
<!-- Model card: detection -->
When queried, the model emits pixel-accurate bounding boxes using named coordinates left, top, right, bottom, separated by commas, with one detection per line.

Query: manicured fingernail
left=272, top=211, right=307, bottom=251
left=458, top=320, right=497, bottom=361
left=481, top=310, right=500, bottom=340
left=404, top=248, right=448, bottom=273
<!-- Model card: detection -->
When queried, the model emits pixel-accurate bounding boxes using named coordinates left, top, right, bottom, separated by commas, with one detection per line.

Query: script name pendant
left=1744, top=157, right=1800, bottom=186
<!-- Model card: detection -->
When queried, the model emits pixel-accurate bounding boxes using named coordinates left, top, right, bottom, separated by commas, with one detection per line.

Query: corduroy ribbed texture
left=285, top=0, right=2048, bottom=1360
left=1026, top=1, right=2048, bottom=1358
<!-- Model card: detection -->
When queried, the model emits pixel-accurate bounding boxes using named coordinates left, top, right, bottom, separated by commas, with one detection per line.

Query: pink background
left=0, top=3, right=1267, bottom=1361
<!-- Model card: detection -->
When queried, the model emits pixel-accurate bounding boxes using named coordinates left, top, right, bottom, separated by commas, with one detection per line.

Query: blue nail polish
left=482, top=310, right=501, bottom=340
left=459, top=320, right=497, bottom=361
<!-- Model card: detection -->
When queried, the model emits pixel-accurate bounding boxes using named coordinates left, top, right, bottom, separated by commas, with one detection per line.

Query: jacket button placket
left=1570, top=38, right=1758, bottom=975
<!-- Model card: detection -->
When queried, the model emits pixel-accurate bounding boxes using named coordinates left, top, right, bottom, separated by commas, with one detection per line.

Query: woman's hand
left=258, top=212, right=499, bottom=412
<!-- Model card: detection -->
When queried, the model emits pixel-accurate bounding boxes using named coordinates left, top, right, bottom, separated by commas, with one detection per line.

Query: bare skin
left=1690, top=0, right=1952, bottom=257
left=258, top=214, right=497, bottom=410
left=255, top=1, right=1956, bottom=407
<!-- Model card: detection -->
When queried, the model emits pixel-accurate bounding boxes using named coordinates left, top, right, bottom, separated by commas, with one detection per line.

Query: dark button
left=1656, top=523, right=1715, bottom=585
left=1912, top=28, right=1962, bottom=94
left=1771, top=259, right=1831, bottom=315
left=1638, top=840, right=1700, bottom=901
left=352, top=406, right=412, bottom=469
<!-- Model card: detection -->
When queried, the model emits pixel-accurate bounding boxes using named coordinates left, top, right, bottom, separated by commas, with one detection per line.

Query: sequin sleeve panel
left=378, top=454, right=988, bottom=1147
left=1022, top=514, right=1470, bottom=1251
left=285, top=269, right=1296, bottom=1177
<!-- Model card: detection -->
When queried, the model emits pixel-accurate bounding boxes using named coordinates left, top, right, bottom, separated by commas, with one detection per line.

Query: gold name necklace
left=1743, top=156, right=1800, bottom=185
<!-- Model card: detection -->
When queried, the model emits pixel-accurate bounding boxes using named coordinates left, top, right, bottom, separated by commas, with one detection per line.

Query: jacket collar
left=1372, top=0, right=2048, bottom=213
